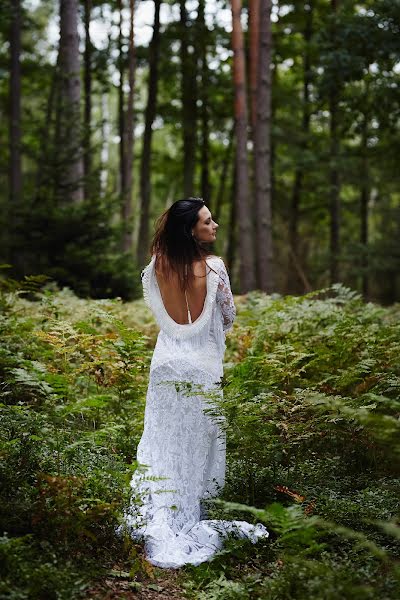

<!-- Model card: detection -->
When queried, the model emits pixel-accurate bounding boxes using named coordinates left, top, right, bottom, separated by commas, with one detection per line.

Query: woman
left=122, top=198, right=268, bottom=568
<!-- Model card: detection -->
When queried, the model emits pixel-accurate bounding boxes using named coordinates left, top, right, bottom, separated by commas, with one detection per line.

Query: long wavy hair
left=151, top=197, right=211, bottom=290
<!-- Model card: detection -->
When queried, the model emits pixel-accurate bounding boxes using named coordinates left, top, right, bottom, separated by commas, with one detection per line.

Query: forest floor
left=85, top=564, right=185, bottom=600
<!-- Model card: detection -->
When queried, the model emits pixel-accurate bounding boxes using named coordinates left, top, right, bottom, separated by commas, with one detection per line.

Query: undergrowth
left=1, top=278, right=399, bottom=598
left=187, top=285, right=400, bottom=599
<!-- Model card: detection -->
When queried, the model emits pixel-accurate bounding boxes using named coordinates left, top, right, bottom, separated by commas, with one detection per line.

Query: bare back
left=155, top=257, right=208, bottom=325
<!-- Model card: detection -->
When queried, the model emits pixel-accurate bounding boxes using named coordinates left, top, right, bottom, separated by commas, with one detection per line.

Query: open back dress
left=122, top=255, right=269, bottom=568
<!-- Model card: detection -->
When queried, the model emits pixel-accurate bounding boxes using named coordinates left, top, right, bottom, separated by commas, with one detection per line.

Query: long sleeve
left=216, top=261, right=236, bottom=331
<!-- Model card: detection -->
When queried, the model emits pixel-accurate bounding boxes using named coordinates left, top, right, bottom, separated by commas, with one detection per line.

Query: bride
left=121, top=197, right=268, bottom=568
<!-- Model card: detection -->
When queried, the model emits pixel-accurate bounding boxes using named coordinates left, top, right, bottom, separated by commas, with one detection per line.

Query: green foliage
left=187, top=286, right=400, bottom=599
left=1, top=279, right=400, bottom=598
left=1, top=1, right=400, bottom=301
left=9, top=196, right=141, bottom=300
left=0, top=280, right=150, bottom=596
left=222, top=286, right=400, bottom=485
left=0, top=535, right=88, bottom=600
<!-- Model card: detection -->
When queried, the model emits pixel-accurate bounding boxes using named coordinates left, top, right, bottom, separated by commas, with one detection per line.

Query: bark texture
left=137, top=0, right=161, bottom=267
left=57, top=0, right=84, bottom=203
left=329, top=0, right=340, bottom=283
left=198, top=0, right=211, bottom=205
left=288, top=2, right=313, bottom=294
left=231, top=0, right=255, bottom=292
left=249, top=0, right=260, bottom=133
left=83, top=0, right=92, bottom=199
left=9, top=0, right=22, bottom=268
left=118, top=0, right=126, bottom=198
left=180, top=0, right=197, bottom=197
left=9, top=0, right=22, bottom=210
left=214, top=129, right=233, bottom=224
left=117, top=0, right=136, bottom=253
left=122, top=0, right=136, bottom=253
left=254, top=0, right=273, bottom=292
left=360, top=109, right=369, bottom=299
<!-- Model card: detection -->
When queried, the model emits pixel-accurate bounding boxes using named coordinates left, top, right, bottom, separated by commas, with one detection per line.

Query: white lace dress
left=122, top=255, right=268, bottom=568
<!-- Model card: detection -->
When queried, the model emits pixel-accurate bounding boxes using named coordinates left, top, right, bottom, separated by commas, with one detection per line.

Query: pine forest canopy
left=1, top=0, right=399, bottom=301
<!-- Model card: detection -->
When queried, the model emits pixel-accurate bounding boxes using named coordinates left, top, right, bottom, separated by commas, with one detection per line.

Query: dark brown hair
left=151, top=197, right=210, bottom=290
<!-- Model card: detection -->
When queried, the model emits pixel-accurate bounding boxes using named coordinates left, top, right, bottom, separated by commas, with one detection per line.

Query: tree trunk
left=83, top=0, right=92, bottom=200
left=9, top=0, right=22, bottom=208
left=329, top=0, right=340, bottom=283
left=270, top=62, right=277, bottom=211
left=137, top=0, right=161, bottom=268
left=9, top=0, right=22, bottom=266
left=249, top=0, right=260, bottom=134
left=214, top=128, right=233, bottom=224
left=198, top=0, right=211, bottom=205
left=57, top=0, right=84, bottom=203
left=226, top=159, right=237, bottom=278
left=9, top=0, right=22, bottom=215
left=117, top=0, right=126, bottom=198
left=329, top=97, right=340, bottom=283
left=360, top=110, right=369, bottom=299
left=121, top=0, right=136, bottom=253
left=35, top=61, right=58, bottom=202
left=180, top=0, right=197, bottom=197
left=288, top=1, right=313, bottom=294
left=100, top=92, right=110, bottom=195
left=231, top=0, right=255, bottom=292
left=254, top=0, right=273, bottom=292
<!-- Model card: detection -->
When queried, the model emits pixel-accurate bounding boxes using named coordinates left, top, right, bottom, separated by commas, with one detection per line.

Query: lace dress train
left=121, top=256, right=269, bottom=568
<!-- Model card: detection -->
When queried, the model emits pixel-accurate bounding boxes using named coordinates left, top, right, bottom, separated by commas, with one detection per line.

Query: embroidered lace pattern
left=120, top=256, right=269, bottom=568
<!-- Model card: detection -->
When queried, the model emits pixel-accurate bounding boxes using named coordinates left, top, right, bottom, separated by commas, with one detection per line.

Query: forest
left=1, top=0, right=400, bottom=598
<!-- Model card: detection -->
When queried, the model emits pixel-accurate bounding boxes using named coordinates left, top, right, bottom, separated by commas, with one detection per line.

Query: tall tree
left=83, top=0, right=92, bottom=200
left=329, top=0, right=340, bottom=283
left=122, top=0, right=136, bottom=252
left=226, top=160, right=237, bottom=276
left=214, top=131, right=233, bottom=224
left=249, top=0, right=260, bottom=133
left=9, top=0, right=22, bottom=244
left=198, top=0, right=211, bottom=205
left=254, top=0, right=274, bottom=291
left=359, top=84, right=370, bottom=300
left=57, top=0, right=84, bottom=203
left=137, top=0, right=161, bottom=267
left=118, top=0, right=136, bottom=253
left=117, top=0, right=126, bottom=200
left=180, top=0, right=197, bottom=196
left=288, top=1, right=313, bottom=294
left=35, top=61, right=58, bottom=203
left=231, top=0, right=255, bottom=292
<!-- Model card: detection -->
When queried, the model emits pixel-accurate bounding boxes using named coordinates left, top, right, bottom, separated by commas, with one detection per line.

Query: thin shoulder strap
left=184, top=289, right=192, bottom=324
left=184, top=263, right=192, bottom=324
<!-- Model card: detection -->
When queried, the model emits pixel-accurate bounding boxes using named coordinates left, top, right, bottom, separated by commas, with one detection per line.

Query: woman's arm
left=216, top=261, right=236, bottom=331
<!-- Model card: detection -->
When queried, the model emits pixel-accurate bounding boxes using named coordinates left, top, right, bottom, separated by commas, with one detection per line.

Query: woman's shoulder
left=206, top=255, right=226, bottom=265
left=205, top=255, right=227, bottom=275
left=205, top=254, right=224, bottom=263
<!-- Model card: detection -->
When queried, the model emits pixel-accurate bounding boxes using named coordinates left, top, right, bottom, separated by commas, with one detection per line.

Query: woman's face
left=192, top=206, right=219, bottom=243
